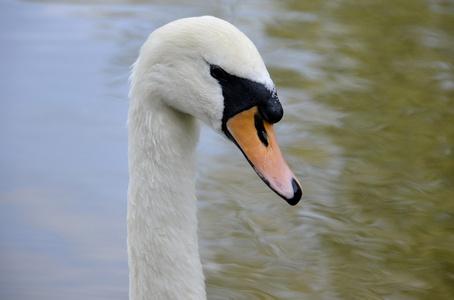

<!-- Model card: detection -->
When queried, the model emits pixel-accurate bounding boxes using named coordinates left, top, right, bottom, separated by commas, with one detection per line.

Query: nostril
left=254, top=114, right=269, bottom=147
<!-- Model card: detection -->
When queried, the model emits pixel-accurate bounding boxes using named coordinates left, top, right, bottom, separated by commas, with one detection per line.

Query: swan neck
left=127, top=97, right=205, bottom=299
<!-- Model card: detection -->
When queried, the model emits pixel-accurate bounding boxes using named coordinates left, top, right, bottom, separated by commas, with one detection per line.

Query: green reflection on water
left=9, top=0, right=453, bottom=298
left=266, top=0, right=454, bottom=298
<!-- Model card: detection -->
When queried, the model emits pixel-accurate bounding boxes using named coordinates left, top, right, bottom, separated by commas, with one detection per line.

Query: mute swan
left=128, top=16, right=302, bottom=299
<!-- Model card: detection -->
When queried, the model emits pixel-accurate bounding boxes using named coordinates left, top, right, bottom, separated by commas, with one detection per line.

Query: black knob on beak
left=259, top=94, right=283, bottom=124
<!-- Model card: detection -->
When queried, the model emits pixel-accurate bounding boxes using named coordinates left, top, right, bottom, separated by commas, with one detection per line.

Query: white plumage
left=128, top=16, right=301, bottom=299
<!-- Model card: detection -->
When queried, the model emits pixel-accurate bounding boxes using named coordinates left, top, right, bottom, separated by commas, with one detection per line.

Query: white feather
left=127, top=16, right=274, bottom=299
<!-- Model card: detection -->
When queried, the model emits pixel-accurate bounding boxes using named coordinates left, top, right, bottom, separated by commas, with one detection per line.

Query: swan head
left=130, top=16, right=302, bottom=205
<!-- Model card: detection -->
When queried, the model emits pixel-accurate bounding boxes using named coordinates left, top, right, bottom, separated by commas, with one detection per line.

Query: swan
left=127, top=16, right=302, bottom=299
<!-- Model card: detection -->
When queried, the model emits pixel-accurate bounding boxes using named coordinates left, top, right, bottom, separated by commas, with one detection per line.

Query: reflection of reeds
left=266, top=1, right=454, bottom=299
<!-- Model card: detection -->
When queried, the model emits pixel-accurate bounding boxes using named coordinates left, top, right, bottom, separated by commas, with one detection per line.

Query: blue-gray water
left=1, top=0, right=453, bottom=299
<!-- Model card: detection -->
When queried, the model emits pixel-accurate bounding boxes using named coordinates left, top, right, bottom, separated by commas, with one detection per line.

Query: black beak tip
left=285, top=178, right=302, bottom=206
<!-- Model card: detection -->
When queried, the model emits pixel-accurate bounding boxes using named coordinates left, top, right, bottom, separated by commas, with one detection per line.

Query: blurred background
left=1, top=0, right=453, bottom=299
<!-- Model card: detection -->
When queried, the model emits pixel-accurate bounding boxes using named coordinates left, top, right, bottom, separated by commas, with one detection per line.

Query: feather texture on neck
left=127, top=92, right=205, bottom=299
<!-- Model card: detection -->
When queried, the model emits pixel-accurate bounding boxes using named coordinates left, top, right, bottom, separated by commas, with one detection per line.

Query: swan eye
left=210, top=65, right=228, bottom=82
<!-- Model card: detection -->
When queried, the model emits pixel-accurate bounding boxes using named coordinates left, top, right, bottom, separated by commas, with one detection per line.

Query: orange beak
left=226, top=106, right=302, bottom=205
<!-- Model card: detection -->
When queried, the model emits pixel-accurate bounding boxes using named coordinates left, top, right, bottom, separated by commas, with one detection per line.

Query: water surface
left=1, top=0, right=453, bottom=299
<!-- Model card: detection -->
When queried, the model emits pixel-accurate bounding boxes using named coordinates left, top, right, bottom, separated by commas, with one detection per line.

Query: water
left=1, top=0, right=453, bottom=299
